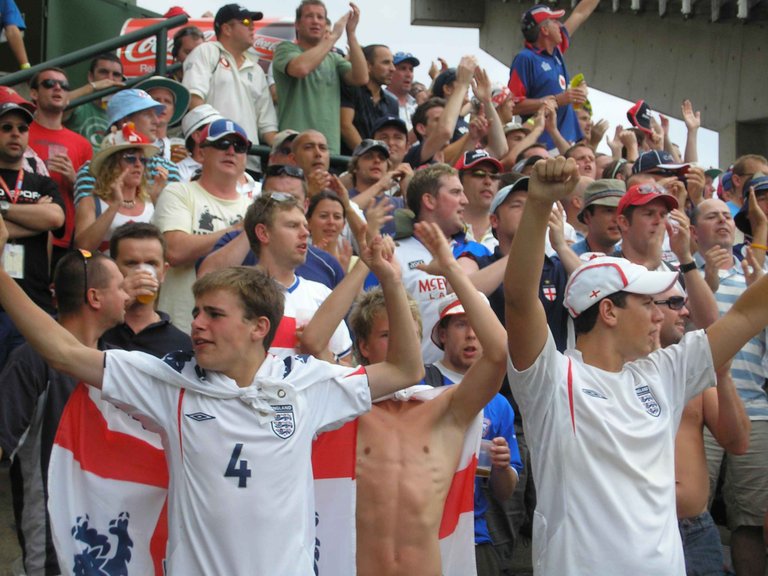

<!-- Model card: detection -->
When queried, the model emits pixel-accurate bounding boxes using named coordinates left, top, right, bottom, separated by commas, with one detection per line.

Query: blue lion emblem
left=71, top=513, right=134, bottom=576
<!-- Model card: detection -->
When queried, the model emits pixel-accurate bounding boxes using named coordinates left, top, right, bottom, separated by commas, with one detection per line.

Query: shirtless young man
left=350, top=221, right=508, bottom=575
left=0, top=213, right=424, bottom=576
left=658, top=284, right=751, bottom=575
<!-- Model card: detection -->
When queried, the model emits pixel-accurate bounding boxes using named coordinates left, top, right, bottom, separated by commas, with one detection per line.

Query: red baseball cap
left=617, top=183, right=679, bottom=216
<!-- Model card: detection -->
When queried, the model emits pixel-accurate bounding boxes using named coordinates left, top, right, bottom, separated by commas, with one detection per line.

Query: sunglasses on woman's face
left=120, top=153, right=148, bottom=166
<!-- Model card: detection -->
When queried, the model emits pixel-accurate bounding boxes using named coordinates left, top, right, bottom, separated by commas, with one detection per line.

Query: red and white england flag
left=312, top=387, right=482, bottom=576
left=48, top=384, right=169, bottom=575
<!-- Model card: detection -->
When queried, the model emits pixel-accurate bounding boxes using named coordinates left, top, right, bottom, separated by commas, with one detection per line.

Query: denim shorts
left=678, top=510, right=725, bottom=576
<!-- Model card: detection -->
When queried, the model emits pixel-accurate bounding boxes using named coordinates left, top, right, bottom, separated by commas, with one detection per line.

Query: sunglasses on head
left=39, top=78, right=70, bottom=90
left=653, top=296, right=687, bottom=310
left=0, top=123, right=29, bottom=134
left=119, top=152, right=148, bottom=166
left=78, top=249, right=92, bottom=304
left=636, top=183, right=668, bottom=195
left=204, top=138, right=249, bottom=154
left=266, top=164, right=304, bottom=179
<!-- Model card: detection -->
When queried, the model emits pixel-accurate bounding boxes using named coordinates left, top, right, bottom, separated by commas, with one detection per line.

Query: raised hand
left=741, top=246, right=765, bottom=287
left=703, top=245, right=731, bottom=292
left=108, top=168, right=128, bottom=208
left=345, top=2, right=360, bottom=36
left=472, top=67, right=492, bottom=102
left=413, top=221, right=455, bottom=275
left=685, top=167, right=706, bottom=206
left=456, top=55, right=478, bottom=85
left=528, top=157, right=580, bottom=204
left=665, top=208, right=693, bottom=262
left=682, top=99, right=701, bottom=131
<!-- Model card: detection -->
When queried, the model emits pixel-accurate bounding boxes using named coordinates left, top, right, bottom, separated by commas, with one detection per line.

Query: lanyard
left=0, top=169, right=25, bottom=204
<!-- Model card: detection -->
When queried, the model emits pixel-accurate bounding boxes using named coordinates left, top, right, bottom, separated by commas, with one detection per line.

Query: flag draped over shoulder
left=48, top=383, right=169, bottom=576
left=312, top=386, right=482, bottom=576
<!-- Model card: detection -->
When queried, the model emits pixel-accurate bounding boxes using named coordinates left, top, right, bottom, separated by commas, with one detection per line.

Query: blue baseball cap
left=393, top=51, right=420, bottom=67
left=106, top=89, right=166, bottom=128
left=631, top=150, right=689, bottom=175
left=202, top=118, right=250, bottom=146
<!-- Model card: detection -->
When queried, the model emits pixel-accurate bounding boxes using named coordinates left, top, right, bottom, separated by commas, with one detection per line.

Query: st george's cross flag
left=312, top=385, right=482, bottom=576
left=48, top=383, right=169, bottom=576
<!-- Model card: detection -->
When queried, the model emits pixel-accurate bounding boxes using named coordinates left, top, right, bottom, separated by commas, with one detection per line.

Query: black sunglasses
left=266, top=164, right=304, bottom=179
left=0, top=123, right=29, bottom=134
left=119, top=153, right=148, bottom=166
left=78, top=249, right=92, bottom=304
left=204, top=138, right=249, bottom=154
left=465, top=169, right=500, bottom=180
left=39, top=78, right=70, bottom=90
left=653, top=296, right=687, bottom=311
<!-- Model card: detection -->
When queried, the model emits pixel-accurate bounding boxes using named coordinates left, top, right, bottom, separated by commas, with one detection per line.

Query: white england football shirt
left=508, top=330, right=714, bottom=575
left=101, top=349, right=370, bottom=575
left=396, top=236, right=452, bottom=364
left=269, top=275, right=353, bottom=360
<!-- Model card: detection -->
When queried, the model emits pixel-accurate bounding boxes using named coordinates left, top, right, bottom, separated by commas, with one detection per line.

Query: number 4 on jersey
left=225, top=443, right=252, bottom=487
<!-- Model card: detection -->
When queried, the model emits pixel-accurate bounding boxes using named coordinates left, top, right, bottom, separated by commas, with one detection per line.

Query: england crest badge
left=270, top=404, right=296, bottom=439
left=635, top=385, right=661, bottom=417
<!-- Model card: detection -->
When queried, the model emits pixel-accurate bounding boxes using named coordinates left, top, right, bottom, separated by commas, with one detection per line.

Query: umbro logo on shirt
left=408, top=260, right=425, bottom=270
left=581, top=388, right=607, bottom=400
left=185, top=412, right=216, bottom=422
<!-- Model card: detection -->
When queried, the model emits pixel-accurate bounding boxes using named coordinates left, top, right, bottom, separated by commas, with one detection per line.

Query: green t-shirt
left=273, top=42, right=351, bottom=155
left=64, top=102, right=109, bottom=153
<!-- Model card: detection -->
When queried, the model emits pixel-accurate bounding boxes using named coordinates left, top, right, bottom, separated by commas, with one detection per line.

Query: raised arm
left=702, top=362, right=751, bottom=455
left=666, top=209, right=719, bottom=329
left=0, top=215, right=104, bottom=387
left=414, top=222, right=508, bottom=425
left=706, top=257, right=768, bottom=369
left=681, top=99, right=700, bottom=164
left=505, top=157, right=580, bottom=369
left=341, top=3, right=368, bottom=87
left=364, top=237, right=425, bottom=397
left=564, top=0, right=600, bottom=37
left=471, top=67, right=508, bottom=159
left=284, top=13, right=348, bottom=78
left=299, top=258, right=368, bottom=359
left=419, top=56, right=476, bottom=163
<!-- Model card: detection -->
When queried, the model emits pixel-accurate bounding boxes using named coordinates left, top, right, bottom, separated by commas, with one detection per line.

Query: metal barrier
left=0, top=14, right=189, bottom=93
left=0, top=12, right=352, bottom=170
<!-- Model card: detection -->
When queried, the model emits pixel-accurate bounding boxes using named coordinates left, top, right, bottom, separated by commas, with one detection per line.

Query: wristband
left=20, top=63, right=30, bottom=70
left=678, top=261, right=697, bottom=274
left=750, top=243, right=768, bottom=251
left=90, top=81, right=97, bottom=91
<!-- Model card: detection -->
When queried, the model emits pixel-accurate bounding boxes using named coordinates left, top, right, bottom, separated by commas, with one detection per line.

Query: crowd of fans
left=0, top=1, right=767, bottom=575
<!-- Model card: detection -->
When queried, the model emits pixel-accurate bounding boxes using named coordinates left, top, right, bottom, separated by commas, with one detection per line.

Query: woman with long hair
left=74, top=124, right=163, bottom=254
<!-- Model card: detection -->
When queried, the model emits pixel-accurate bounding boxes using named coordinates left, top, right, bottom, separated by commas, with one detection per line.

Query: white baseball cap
left=181, top=104, right=224, bottom=140
left=564, top=256, right=678, bottom=318
left=430, top=292, right=490, bottom=349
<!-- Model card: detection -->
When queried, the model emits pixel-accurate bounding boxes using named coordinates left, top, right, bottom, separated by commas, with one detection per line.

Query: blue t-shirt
left=0, top=0, right=25, bottom=29
left=207, top=230, right=345, bottom=290
left=427, top=365, right=522, bottom=545
left=508, top=28, right=583, bottom=148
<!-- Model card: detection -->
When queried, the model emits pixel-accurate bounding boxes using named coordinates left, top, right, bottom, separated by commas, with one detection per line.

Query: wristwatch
left=0, top=200, right=10, bottom=217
